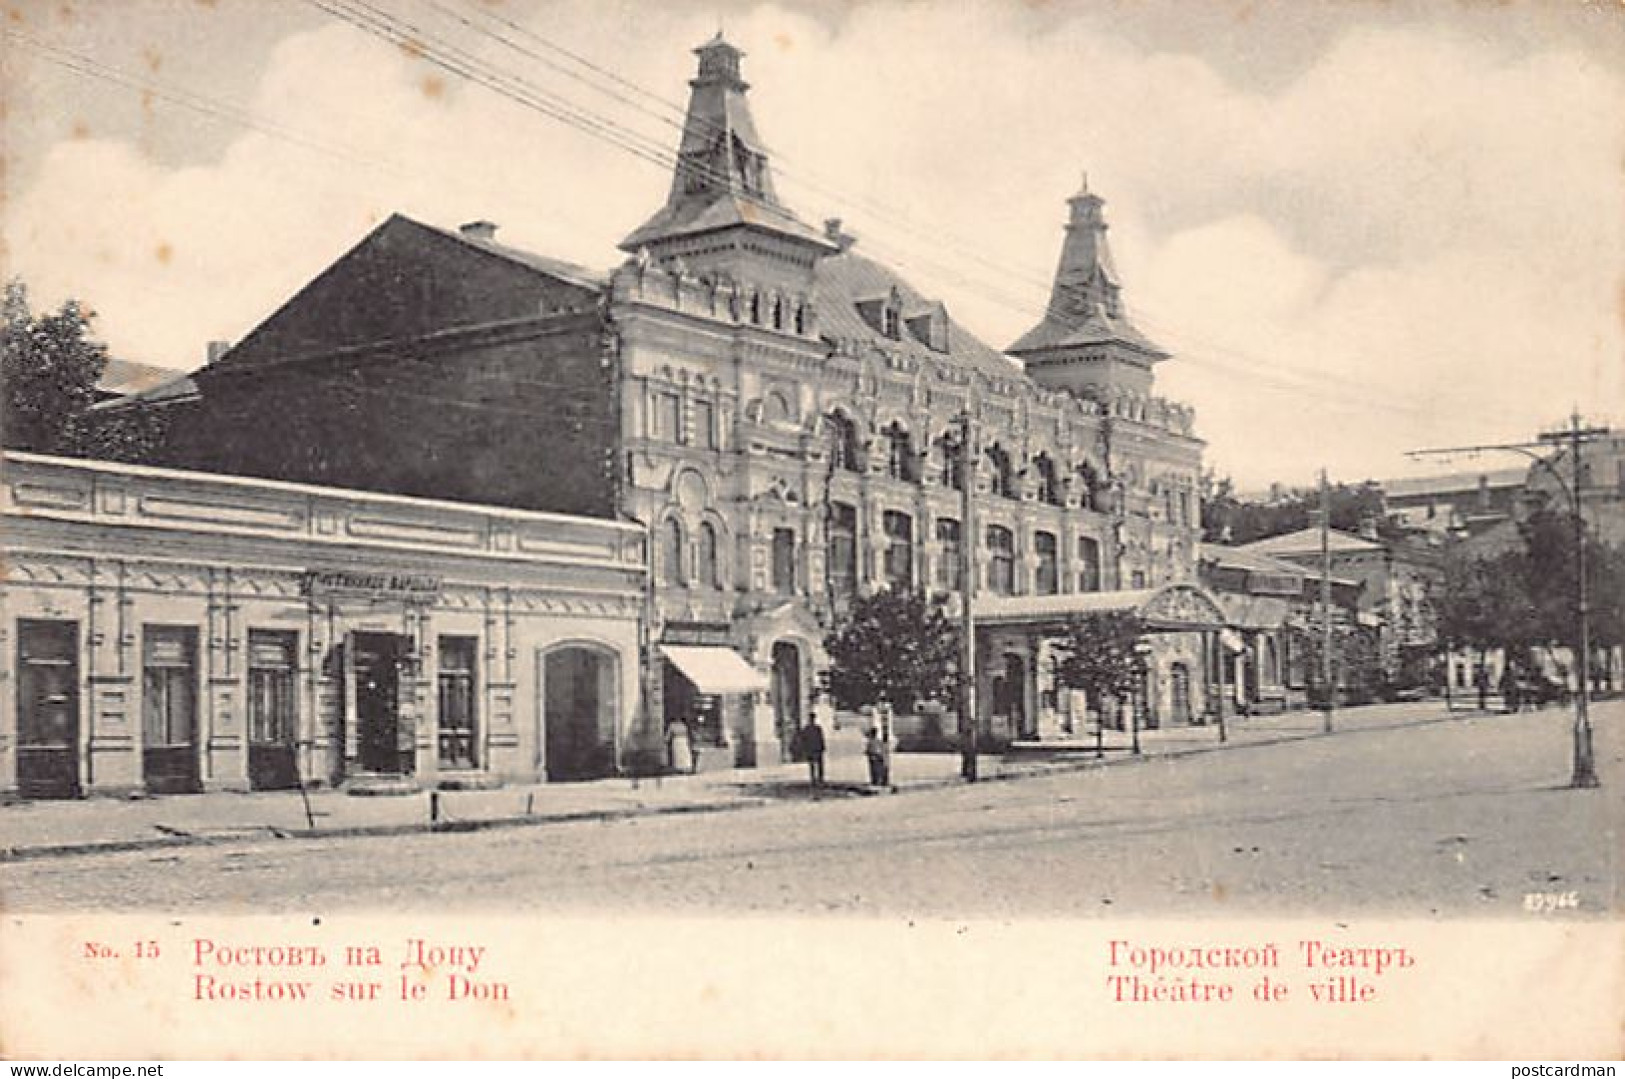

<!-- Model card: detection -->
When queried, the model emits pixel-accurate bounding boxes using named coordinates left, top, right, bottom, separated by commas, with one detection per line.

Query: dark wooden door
left=16, top=621, right=80, bottom=799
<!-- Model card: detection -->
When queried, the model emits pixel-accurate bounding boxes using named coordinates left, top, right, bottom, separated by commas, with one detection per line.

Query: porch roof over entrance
left=661, top=645, right=771, bottom=694
left=972, top=582, right=1228, bottom=632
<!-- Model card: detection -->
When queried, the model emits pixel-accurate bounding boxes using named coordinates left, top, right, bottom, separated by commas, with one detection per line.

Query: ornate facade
left=613, top=36, right=1209, bottom=757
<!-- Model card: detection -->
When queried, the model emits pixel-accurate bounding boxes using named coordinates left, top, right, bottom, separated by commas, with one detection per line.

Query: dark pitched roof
left=410, top=217, right=606, bottom=291
left=621, top=191, right=832, bottom=253
left=813, top=250, right=1023, bottom=382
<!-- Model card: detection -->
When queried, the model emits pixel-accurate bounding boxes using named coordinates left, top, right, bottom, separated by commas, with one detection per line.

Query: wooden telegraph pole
left=1319, top=468, right=1334, bottom=734
left=1409, top=413, right=1610, bottom=789
left=959, top=410, right=979, bottom=782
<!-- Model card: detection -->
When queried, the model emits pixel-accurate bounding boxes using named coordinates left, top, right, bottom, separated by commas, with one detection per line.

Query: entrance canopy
left=662, top=646, right=770, bottom=694
left=972, top=582, right=1228, bottom=633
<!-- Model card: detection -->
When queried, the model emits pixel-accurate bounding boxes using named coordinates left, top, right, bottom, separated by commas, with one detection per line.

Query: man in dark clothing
left=801, top=717, right=826, bottom=788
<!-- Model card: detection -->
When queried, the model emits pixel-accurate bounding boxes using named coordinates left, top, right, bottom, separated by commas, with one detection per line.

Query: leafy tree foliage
left=1201, top=472, right=1400, bottom=545
left=2, top=280, right=108, bottom=453
left=1051, top=611, right=1147, bottom=708
left=1436, top=507, right=1624, bottom=696
left=823, top=588, right=961, bottom=712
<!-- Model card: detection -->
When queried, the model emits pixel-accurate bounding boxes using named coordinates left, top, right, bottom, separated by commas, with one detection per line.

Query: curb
left=0, top=706, right=1463, bottom=864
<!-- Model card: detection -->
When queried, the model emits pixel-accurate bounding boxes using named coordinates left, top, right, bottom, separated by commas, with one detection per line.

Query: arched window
left=1034, top=454, right=1061, bottom=507
left=937, top=433, right=964, bottom=491
left=882, top=423, right=915, bottom=483
left=883, top=511, right=913, bottom=590
left=770, top=295, right=784, bottom=331
left=986, top=525, right=1015, bottom=595
left=1034, top=531, right=1058, bottom=595
left=828, top=503, right=857, bottom=596
left=698, top=522, right=720, bottom=589
left=771, top=528, right=796, bottom=593
left=827, top=412, right=862, bottom=474
left=935, top=518, right=963, bottom=591
left=1077, top=462, right=1102, bottom=511
left=986, top=445, right=1016, bottom=500
left=748, top=291, right=761, bottom=325
left=1077, top=536, right=1101, bottom=593
left=793, top=303, right=807, bottom=335
left=660, top=518, right=685, bottom=586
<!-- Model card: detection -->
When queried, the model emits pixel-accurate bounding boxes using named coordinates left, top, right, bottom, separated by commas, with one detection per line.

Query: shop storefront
left=1, top=453, right=647, bottom=798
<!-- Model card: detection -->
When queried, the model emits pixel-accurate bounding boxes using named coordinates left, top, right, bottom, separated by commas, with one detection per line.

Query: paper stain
left=421, top=74, right=445, bottom=100
left=773, top=32, right=794, bottom=52
left=155, top=242, right=173, bottom=266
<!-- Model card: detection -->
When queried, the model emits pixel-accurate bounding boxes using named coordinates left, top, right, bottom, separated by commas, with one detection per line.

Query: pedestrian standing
left=666, top=718, right=695, bottom=774
left=801, top=715, right=826, bottom=788
left=864, top=726, right=890, bottom=789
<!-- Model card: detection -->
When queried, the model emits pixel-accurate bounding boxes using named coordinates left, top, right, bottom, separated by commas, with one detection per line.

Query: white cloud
left=4, top=3, right=1619, bottom=486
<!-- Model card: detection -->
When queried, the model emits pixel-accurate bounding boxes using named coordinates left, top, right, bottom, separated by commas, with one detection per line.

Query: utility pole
left=958, top=410, right=979, bottom=782
left=1409, top=413, right=1611, bottom=790
left=1319, top=468, right=1334, bottom=734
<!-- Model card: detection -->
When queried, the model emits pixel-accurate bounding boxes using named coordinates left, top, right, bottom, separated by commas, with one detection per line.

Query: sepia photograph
left=1, top=0, right=1621, bottom=1061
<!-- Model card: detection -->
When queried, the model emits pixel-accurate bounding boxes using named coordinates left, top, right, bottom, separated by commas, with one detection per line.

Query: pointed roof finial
left=1080, top=170, right=1089, bottom=195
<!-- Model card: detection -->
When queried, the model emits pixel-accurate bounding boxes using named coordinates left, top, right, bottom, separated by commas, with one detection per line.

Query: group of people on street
left=666, top=702, right=894, bottom=791
left=789, top=710, right=892, bottom=791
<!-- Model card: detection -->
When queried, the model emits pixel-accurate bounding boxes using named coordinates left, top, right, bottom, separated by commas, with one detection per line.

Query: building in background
left=1234, top=524, right=1439, bottom=690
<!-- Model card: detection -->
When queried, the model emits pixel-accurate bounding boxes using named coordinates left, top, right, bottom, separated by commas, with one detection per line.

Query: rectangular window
left=437, top=636, right=478, bottom=769
left=693, top=399, right=715, bottom=450
left=829, top=503, right=857, bottom=595
left=142, top=626, right=197, bottom=749
left=1034, top=531, right=1058, bottom=596
left=883, top=510, right=913, bottom=590
left=1131, top=569, right=1147, bottom=589
left=936, top=518, right=963, bottom=591
left=247, top=630, right=297, bottom=746
left=655, top=392, right=682, bottom=442
left=772, top=528, right=796, bottom=593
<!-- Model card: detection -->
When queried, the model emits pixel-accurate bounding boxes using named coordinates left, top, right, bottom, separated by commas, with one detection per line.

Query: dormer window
left=881, top=304, right=900, bottom=339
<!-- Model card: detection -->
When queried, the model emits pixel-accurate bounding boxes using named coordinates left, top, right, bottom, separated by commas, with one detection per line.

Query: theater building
left=96, top=34, right=1212, bottom=766
left=1, top=452, right=645, bottom=798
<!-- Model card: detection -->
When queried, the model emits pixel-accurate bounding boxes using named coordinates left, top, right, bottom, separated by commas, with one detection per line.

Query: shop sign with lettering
left=302, top=569, right=442, bottom=603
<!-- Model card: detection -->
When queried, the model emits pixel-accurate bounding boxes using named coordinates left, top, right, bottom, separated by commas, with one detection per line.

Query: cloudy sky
left=4, top=0, right=1621, bottom=488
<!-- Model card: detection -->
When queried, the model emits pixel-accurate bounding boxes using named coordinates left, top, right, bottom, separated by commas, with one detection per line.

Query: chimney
left=459, top=220, right=498, bottom=242
left=205, top=340, right=231, bottom=365
left=823, top=217, right=855, bottom=251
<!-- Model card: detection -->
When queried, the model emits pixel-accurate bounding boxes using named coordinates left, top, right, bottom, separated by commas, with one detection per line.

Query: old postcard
left=1, top=0, right=1621, bottom=1060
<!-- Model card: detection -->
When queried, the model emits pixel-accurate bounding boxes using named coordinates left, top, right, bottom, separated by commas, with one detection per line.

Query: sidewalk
left=0, top=700, right=1465, bottom=860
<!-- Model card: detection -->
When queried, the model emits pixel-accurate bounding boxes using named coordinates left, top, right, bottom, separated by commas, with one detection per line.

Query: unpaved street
left=3, top=703, right=1618, bottom=917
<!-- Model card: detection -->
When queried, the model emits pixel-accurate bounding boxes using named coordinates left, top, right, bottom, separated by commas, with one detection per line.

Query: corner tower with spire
left=619, top=33, right=835, bottom=285
left=1009, top=176, right=1169, bottom=401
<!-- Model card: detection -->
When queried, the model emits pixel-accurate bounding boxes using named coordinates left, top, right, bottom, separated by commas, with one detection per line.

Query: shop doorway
left=771, top=641, right=801, bottom=759
left=543, top=645, right=615, bottom=781
left=143, top=626, right=200, bottom=794
left=353, top=632, right=411, bottom=775
left=15, top=620, right=80, bottom=799
left=247, top=630, right=299, bottom=790
left=1170, top=662, right=1193, bottom=725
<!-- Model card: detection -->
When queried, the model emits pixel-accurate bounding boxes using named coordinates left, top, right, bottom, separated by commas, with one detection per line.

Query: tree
left=2, top=280, right=108, bottom=453
left=1051, top=611, right=1147, bottom=722
left=823, top=588, right=961, bottom=713
left=1201, top=474, right=1402, bottom=545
